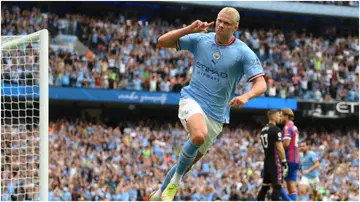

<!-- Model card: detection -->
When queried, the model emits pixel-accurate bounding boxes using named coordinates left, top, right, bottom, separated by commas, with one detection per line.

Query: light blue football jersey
left=176, top=32, right=264, bottom=123
left=300, top=151, right=320, bottom=179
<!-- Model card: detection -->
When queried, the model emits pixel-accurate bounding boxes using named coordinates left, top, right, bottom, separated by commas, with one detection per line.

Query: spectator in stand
left=0, top=4, right=358, bottom=101
left=1, top=118, right=358, bottom=201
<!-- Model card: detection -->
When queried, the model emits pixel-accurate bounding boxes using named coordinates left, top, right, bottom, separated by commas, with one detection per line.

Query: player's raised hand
left=189, top=20, right=215, bottom=33
left=228, top=94, right=250, bottom=108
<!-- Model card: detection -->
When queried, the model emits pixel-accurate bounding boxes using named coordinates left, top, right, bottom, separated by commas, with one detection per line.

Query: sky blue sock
left=176, top=139, right=199, bottom=175
left=161, top=164, right=177, bottom=192
left=280, top=187, right=293, bottom=201
left=289, top=193, right=297, bottom=201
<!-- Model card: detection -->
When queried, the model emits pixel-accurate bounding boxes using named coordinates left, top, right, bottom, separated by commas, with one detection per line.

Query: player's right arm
left=282, top=125, right=291, bottom=149
left=157, top=20, right=214, bottom=49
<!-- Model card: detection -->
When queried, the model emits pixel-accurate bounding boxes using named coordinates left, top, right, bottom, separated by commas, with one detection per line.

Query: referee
left=257, top=110, right=289, bottom=201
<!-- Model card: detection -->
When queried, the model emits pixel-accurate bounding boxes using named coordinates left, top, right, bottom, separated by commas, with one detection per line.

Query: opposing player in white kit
left=151, top=7, right=267, bottom=201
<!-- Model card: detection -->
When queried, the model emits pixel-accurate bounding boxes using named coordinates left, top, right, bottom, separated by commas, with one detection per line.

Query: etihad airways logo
left=336, top=102, right=358, bottom=114
left=195, top=62, right=228, bottom=79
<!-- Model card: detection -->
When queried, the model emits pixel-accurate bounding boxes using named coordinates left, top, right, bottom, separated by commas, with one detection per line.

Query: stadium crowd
left=1, top=2, right=359, bottom=202
left=1, top=5, right=359, bottom=102
left=1, top=124, right=41, bottom=201
left=1, top=119, right=358, bottom=201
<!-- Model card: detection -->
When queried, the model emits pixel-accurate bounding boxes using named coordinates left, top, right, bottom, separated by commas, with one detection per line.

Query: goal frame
left=1, top=29, right=49, bottom=201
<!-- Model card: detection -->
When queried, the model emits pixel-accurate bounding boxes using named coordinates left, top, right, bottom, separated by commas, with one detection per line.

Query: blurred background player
left=299, top=141, right=322, bottom=201
left=152, top=7, right=266, bottom=201
left=280, top=108, right=300, bottom=201
left=257, top=110, right=288, bottom=201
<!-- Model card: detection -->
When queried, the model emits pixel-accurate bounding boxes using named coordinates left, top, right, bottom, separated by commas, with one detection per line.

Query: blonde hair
left=219, top=7, right=240, bottom=25
left=282, top=108, right=295, bottom=120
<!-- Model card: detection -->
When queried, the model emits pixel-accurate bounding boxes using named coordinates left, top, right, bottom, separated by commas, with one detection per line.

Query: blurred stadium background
left=1, top=0, right=359, bottom=201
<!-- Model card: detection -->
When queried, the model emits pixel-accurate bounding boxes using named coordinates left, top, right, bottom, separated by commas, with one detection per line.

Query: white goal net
left=1, top=30, right=49, bottom=201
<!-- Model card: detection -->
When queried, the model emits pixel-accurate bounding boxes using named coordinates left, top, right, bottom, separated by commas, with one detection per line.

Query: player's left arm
left=276, top=141, right=286, bottom=162
left=274, top=128, right=289, bottom=177
left=274, top=129, right=286, bottom=161
left=245, top=76, right=267, bottom=99
left=228, top=49, right=266, bottom=108
left=243, top=49, right=266, bottom=99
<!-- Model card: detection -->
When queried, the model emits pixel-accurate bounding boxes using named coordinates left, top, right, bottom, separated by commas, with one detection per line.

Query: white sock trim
left=154, top=189, right=162, bottom=198
left=170, top=173, right=182, bottom=186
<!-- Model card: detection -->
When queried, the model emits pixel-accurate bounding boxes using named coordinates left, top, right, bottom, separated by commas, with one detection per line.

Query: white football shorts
left=300, top=176, right=320, bottom=191
left=178, top=98, right=223, bottom=154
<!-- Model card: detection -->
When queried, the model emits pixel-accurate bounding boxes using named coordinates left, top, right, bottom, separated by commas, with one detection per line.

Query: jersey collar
left=215, top=35, right=236, bottom=46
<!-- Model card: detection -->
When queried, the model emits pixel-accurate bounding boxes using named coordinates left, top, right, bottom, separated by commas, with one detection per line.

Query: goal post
left=1, top=29, right=48, bottom=201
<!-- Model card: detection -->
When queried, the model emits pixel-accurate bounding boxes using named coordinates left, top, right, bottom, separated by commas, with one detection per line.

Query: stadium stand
left=1, top=5, right=358, bottom=101
left=1, top=1, right=359, bottom=201
left=1, top=118, right=358, bottom=201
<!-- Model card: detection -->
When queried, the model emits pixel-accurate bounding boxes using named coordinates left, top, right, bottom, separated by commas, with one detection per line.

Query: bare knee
left=190, top=128, right=207, bottom=145
left=186, top=114, right=208, bottom=145
left=287, top=181, right=297, bottom=193
left=299, top=185, right=307, bottom=196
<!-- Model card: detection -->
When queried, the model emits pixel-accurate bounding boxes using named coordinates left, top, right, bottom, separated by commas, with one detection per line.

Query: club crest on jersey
left=213, top=51, right=221, bottom=60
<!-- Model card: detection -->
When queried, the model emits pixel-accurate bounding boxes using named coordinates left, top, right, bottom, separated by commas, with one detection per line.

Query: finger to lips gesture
left=191, top=20, right=215, bottom=33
